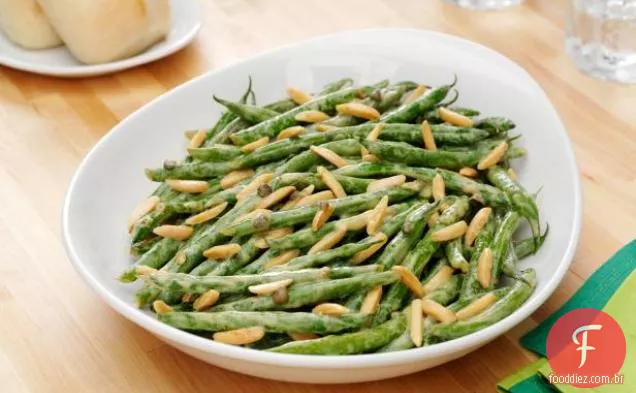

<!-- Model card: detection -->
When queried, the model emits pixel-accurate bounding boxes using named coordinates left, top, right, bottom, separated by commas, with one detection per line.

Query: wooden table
left=2, top=0, right=635, bottom=391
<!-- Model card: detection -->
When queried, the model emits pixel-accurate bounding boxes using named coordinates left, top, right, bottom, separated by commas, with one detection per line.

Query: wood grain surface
left=1, top=0, right=634, bottom=392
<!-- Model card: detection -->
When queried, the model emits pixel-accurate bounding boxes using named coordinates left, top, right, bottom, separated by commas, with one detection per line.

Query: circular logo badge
left=546, top=308, right=626, bottom=388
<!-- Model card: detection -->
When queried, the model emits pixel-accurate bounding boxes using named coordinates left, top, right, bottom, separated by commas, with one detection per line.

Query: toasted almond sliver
left=312, top=303, right=350, bottom=316
left=427, top=212, right=439, bottom=228
left=367, top=175, right=406, bottom=193
left=135, top=265, right=157, bottom=278
left=263, top=250, right=301, bottom=269
left=310, top=145, right=348, bottom=168
left=185, top=202, right=228, bottom=225
left=456, top=293, right=498, bottom=320
left=507, top=167, right=518, bottom=181
left=315, top=123, right=338, bottom=132
left=203, top=243, right=242, bottom=259
left=360, top=286, right=383, bottom=314
left=477, top=142, right=509, bottom=170
left=241, top=137, right=270, bottom=154
left=367, top=123, right=385, bottom=141
left=362, top=154, right=379, bottom=162
left=420, top=299, right=456, bottom=324
left=265, top=227, right=293, bottom=242
left=153, top=225, right=194, bottom=241
left=403, top=85, right=427, bottom=104
left=127, top=196, right=160, bottom=231
left=422, top=265, right=454, bottom=294
left=308, top=225, right=347, bottom=254
left=248, top=278, right=294, bottom=295
left=410, top=299, right=423, bottom=347
left=294, top=190, right=334, bottom=208
left=392, top=266, right=425, bottom=298
left=277, top=126, right=305, bottom=140
left=336, top=102, right=381, bottom=120
left=477, top=248, right=493, bottom=288
left=213, top=326, right=265, bottom=345
left=287, top=87, right=312, bottom=105
left=175, top=251, right=186, bottom=265
left=421, top=121, right=437, bottom=151
left=431, top=221, right=468, bottom=242
left=439, top=107, right=474, bottom=128
left=166, top=179, right=209, bottom=194
left=283, top=185, right=315, bottom=210
left=432, top=173, right=445, bottom=201
left=459, top=167, right=478, bottom=178
left=367, top=195, right=389, bottom=235
left=184, top=130, right=197, bottom=140
left=153, top=300, right=173, bottom=314
left=341, top=210, right=374, bottom=231
left=317, top=166, right=346, bottom=198
left=182, top=292, right=193, bottom=303
left=312, top=202, right=335, bottom=232
left=465, top=207, right=492, bottom=247
left=352, top=232, right=388, bottom=264
left=257, top=186, right=296, bottom=209
left=221, top=169, right=255, bottom=189
left=254, top=236, right=269, bottom=249
left=360, top=146, right=370, bottom=156
left=193, top=289, right=220, bottom=311
left=288, top=332, right=319, bottom=341
left=295, top=110, right=330, bottom=123
left=188, top=129, right=207, bottom=149
left=236, top=173, right=274, bottom=200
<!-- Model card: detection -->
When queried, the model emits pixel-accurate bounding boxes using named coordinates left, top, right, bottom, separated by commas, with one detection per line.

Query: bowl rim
left=62, top=27, right=582, bottom=369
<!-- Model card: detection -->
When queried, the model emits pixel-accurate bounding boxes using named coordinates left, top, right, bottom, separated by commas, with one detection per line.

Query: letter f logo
left=572, top=325, right=602, bottom=368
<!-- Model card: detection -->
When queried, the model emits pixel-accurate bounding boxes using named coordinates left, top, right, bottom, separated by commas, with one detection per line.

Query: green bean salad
left=121, top=76, right=548, bottom=354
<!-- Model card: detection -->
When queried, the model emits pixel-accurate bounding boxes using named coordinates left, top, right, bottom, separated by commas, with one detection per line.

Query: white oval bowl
left=62, top=28, right=582, bottom=384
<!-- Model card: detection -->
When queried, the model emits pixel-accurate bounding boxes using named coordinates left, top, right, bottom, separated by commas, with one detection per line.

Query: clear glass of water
left=444, top=0, right=524, bottom=10
left=566, top=0, right=636, bottom=83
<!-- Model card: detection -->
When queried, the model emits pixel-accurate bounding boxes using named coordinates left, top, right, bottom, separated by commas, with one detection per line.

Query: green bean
left=119, top=237, right=183, bottom=282
left=188, top=144, right=243, bottom=162
left=145, top=161, right=235, bottom=181
left=213, top=96, right=280, bottom=124
left=376, top=81, right=419, bottom=112
left=275, top=173, right=371, bottom=194
left=474, top=117, right=516, bottom=135
left=247, top=333, right=291, bottom=350
left=130, top=236, right=161, bottom=258
left=379, top=81, right=454, bottom=124
left=275, top=139, right=363, bottom=174
left=490, top=211, right=521, bottom=285
left=163, top=186, right=239, bottom=214
left=514, top=224, right=549, bottom=259
left=402, top=201, right=440, bottom=234
left=460, top=213, right=496, bottom=300
left=201, top=77, right=254, bottom=144
left=445, top=238, right=469, bottom=273
left=191, top=236, right=259, bottom=276
left=319, top=78, right=355, bottom=94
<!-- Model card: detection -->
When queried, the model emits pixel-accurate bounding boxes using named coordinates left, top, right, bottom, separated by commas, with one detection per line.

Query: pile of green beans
left=122, top=76, right=547, bottom=355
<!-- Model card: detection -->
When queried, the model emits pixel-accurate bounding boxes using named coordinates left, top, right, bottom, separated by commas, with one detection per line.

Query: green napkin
left=497, top=240, right=636, bottom=393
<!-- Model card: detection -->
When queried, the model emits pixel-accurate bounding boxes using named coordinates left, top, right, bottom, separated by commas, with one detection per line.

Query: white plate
left=62, top=29, right=582, bottom=384
left=0, top=0, right=201, bottom=78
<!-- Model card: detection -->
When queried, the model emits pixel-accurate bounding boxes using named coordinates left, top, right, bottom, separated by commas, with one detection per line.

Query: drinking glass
left=444, top=0, right=524, bottom=10
left=566, top=0, right=636, bottom=83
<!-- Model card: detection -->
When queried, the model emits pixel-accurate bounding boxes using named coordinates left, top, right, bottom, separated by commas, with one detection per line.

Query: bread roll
left=36, top=0, right=171, bottom=64
left=0, top=0, right=62, bottom=49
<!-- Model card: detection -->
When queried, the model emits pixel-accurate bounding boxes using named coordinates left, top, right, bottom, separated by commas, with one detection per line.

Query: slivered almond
left=423, top=265, right=454, bottom=294
left=127, top=196, right=160, bottom=231
left=392, top=266, right=425, bottom=298
left=477, top=142, right=509, bottom=170
left=352, top=232, right=388, bottom=264
left=341, top=210, right=374, bottom=231
left=289, top=332, right=319, bottom=341
left=465, top=207, right=492, bottom=247
left=367, top=123, right=385, bottom=141
left=241, top=137, right=270, bottom=153
left=277, top=126, right=305, bottom=140
left=236, top=173, right=274, bottom=200
left=184, top=130, right=197, bottom=140
left=312, top=202, right=335, bottom=231
left=362, top=154, right=379, bottom=162
left=182, top=293, right=193, bottom=303
left=367, top=195, right=389, bottom=235
left=507, top=168, right=518, bottom=181
left=203, top=243, right=241, bottom=259
left=188, top=129, right=207, bottom=149
left=403, top=180, right=426, bottom=193
left=427, top=212, right=439, bottom=227
left=272, top=287, right=289, bottom=304
left=315, top=123, right=338, bottom=132
left=185, top=202, right=228, bottom=225
left=263, top=250, right=301, bottom=269
left=254, top=237, right=269, bottom=249
left=166, top=179, right=209, bottom=194
left=283, top=185, right=315, bottom=209
left=287, top=87, right=312, bottom=105
left=153, top=225, right=193, bottom=240
left=264, top=227, right=293, bottom=242
left=175, top=251, right=186, bottom=265
left=360, top=286, right=383, bottom=314
left=360, top=146, right=370, bottom=156
left=456, top=293, right=497, bottom=320
left=257, top=186, right=296, bottom=209
left=213, top=326, right=265, bottom=345
left=421, top=120, right=437, bottom=151
left=294, top=190, right=334, bottom=208
left=439, top=107, right=474, bottom=128
left=248, top=278, right=294, bottom=295
left=403, top=85, right=427, bottom=104
left=221, top=169, right=254, bottom=189
left=308, top=225, right=347, bottom=254
left=367, top=175, right=406, bottom=193
left=193, top=289, right=220, bottom=311
left=336, top=102, right=380, bottom=120
left=432, top=174, right=445, bottom=201
left=317, top=166, right=346, bottom=198
left=459, top=167, right=478, bottom=178
left=410, top=299, right=423, bottom=347
left=420, top=299, right=456, bottom=323
left=310, top=145, right=348, bottom=168
left=295, top=110, right=330, bottom=123
left=312, top=303, right=350, bottom=316
left=431, top=221, right=468, bottom=242
left=152, top=300, right=173, bottom=314
left=477, top=248, right=493, bottom=288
